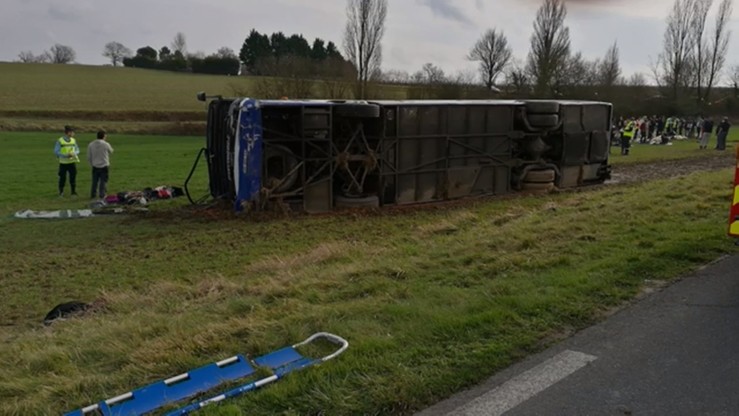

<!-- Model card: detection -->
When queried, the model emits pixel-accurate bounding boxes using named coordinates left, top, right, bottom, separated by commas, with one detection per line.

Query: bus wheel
left=524, top=169, right=556, bottom=183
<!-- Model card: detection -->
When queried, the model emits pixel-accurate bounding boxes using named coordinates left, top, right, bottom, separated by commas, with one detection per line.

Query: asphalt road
left=416, top=253, right=739, bottom=416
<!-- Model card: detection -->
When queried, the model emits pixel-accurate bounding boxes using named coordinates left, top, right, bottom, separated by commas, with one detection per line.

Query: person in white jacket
left=87, top=130, right=114, bottom=199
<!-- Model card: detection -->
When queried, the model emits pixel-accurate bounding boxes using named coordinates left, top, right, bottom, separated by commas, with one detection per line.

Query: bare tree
left=254, top=55, right=317, bottom=99
left=731, top=64, right=739, bottom=86
left=599, top=41, right=621, bottom=87
left=526, top=0, right=571, bottom=96
left=468, top=29, right=513, bottom=90
left=629, top=72, right=647, bottom=87
left=102, top=42, right=132, bottom=66
left=657, top=0, right=697, bottom=99
left=554, top=52, right=599, bottom=93
left=48, top=44, right=76, bottom=64
left=343, top=0, right=388, bottom=99
left=691, top=0, right=712, bottom=102
left=505, top=59, right=531, bottom=96
left=420, top=63, right=446, bottom=84
left=380, top=69, right=411, bottom=83
left=453, top=69, right=479, bottom=87
left=171, top=32, right=187, bottom=56
left=701, top=0, right=733, bottom=103
left=17, top=50, right=49, bottom=63
left=730, top=64, right=739, bottom=97
left=216, top=47, right=237, bottom=59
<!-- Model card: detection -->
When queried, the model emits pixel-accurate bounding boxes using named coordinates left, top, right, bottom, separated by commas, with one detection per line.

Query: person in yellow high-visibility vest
left=54, top=125, right=80, bottom=197
left=621, top=118, right=635, bottom=155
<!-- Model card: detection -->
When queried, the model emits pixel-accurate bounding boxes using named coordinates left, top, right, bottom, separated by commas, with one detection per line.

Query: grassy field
left=0, top=63, right=407, bottom=114
left=0, top=63, right=245, bottom=112
left=610, top=135, right=739, bottom=165
left=0, top=63, right=416, bottom=134
left=1, top=131, right=737, bottom=415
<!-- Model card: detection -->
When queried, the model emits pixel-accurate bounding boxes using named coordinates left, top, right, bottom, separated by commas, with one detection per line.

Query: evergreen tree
left=239, top=29, right=271, bottom=74
left=326, top=41, right=343, bottom=60
left=311, top=38, right=328, bottom=60
left=270, top=32, right=288, bottom=57
left=285, top=34, right=311, bottom=57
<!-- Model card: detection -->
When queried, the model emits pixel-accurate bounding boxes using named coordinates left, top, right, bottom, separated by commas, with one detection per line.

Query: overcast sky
left=2, top=0, right=738, bottom=83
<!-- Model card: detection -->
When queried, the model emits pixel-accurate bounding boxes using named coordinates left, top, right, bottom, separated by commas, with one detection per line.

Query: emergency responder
left=665, top=116, right=674, bottom=137
left=54, top=125, right=80, bottom=196
left=621, top=118, right=635, bottom=155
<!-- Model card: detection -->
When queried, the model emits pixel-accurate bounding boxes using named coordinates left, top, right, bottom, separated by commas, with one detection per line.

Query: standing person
left=621, top=118, right=635, bottom=155
left=639, top=118, right=648, bottom=144
left=657, top=117, right=665, bottom=137
left=699, top=117, right=714, bottom=150
left=695, top=116, right=704, bottom=141
left=54, top=125, right=80, bottom=197
left=715, top=117, right=731, bottom=151
left=87, top=130, right=114, bottom=199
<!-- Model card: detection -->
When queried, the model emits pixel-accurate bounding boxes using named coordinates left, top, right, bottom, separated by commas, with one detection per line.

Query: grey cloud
left=48, top=5, right=80, bottom=22
left=419, top=0, right=474, bottom=25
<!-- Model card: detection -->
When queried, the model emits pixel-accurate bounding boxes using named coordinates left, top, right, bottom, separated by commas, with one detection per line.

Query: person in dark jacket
left=699, top=118, right=714, bottom=150
left=715, top=117, right=731, bottom=151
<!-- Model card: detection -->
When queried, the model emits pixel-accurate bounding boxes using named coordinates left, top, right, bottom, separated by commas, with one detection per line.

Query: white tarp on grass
left=14, top=209, right=95, bottom=219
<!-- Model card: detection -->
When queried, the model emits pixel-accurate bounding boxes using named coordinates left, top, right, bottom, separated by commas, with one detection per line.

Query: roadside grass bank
left=0, top=147, right=736, bottom=414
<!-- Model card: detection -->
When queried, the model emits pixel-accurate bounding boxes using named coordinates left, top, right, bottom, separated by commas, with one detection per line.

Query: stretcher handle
left=293, top=332, right=349, bottom=362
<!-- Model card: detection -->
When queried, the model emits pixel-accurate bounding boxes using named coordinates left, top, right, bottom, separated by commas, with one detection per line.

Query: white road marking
left=450, top=350, right=597, bottom=416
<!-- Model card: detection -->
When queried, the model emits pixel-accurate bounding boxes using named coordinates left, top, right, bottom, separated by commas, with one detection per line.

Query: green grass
left=0, top=63, right=408, bottom=115
left=0, top=63, right=410, bottom=136
left=0, top=132, right=209, bottom=214
left=0, top=63, right=244, bottom=112
left=609, top=132, right=739, bottom=165
left=0, top=131, right=737, bottom=415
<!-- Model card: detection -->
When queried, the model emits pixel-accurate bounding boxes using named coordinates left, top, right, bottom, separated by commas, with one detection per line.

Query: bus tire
left=524, top=169, right=556, bottom=183
left=527, top=114, right=560, bottom=128
left=521, top=182, right=555, bottom=192
left=525, top=101, right=560, bottom=114
left=334, top=104, right=381, bottom=118
left=264, top=144, right=299, bottom=193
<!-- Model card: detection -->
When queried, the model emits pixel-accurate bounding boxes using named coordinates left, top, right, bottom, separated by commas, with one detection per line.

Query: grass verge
left=0, top=129, right=737, bottom=414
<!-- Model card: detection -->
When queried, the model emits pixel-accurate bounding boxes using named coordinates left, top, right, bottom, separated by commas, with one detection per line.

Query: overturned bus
left=189, top=96, right=612, bottom=212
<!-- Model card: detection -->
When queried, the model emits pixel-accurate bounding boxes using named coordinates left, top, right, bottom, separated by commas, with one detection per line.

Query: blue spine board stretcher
left=64, top=332, right=348, bottom=416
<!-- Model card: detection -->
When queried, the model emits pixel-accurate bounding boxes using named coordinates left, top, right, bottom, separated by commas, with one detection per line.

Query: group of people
left=54, top=125, right=114, bottom=199
left=616, top=115, right=732, bottom=155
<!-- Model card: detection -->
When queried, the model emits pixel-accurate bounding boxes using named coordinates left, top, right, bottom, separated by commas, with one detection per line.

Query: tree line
left=371, top=0, right=735, bottom=115
left=121, top=33, right=240, bottom=75
left=13, top=0, right=739, bottom=115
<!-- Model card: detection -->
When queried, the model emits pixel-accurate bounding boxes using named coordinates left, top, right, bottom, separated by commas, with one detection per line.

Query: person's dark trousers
left=621, top=140, right=630, bottom=155
left=717, top=132, right=728, bottom=150
left=58, top=163, right=77, bottom=195
left=91, top=166, right=109, bottom=199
